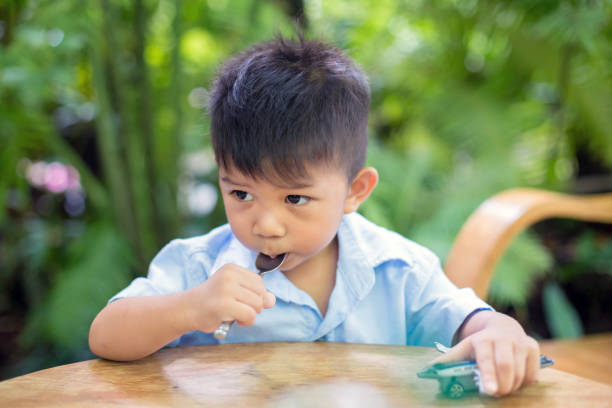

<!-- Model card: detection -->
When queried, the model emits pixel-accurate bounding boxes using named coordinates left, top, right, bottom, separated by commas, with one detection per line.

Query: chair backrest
left=444, top=188, right=612, bottom=299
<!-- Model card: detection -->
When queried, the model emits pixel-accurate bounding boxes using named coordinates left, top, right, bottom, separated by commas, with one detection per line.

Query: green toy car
left=417, top=355, right=554, bottom=399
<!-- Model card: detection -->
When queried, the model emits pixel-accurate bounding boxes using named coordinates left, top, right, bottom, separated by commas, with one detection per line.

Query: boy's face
left=218, top=162, right=354, bottom=273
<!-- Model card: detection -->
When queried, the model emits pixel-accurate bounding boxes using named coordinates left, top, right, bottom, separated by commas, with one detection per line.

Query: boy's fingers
left=429, top=337, right=473, bottom=365
left=494, top=342, right=514, bottom=395
left=234, top=289, right=265, bottom=313
left=473, top=341, right=498, bottom=395
left=512, top=345, right=527, bottom=391
left=233, top=287, right=276, bottom=313
left=263, top=292, right=276, bottom=308
left=233, top=303, right=257, bottom=326
left=238, top=273, right=267, bottom=295
left=524, top=345, right=540, bottom=385
left=218, top=263, right=266, bottom=289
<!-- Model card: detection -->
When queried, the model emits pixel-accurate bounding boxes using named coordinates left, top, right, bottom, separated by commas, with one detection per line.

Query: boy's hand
left=182, top=263, right=276, bottom=333
left=430, top=312, right=540, bottom=397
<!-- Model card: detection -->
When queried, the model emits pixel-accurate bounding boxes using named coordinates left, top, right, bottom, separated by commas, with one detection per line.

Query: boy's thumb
left=428, top=337, right=474, bottom=365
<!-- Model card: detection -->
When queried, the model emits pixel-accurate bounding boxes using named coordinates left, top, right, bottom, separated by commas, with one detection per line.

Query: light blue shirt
left=110, top=212, right=491, bottom=347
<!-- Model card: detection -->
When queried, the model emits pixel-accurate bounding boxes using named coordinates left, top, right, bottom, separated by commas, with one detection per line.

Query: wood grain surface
left=1, top=342, right=611, bottom=407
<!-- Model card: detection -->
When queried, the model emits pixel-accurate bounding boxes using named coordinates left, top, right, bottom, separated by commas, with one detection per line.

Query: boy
left=89, top=37, right=540, bottom=397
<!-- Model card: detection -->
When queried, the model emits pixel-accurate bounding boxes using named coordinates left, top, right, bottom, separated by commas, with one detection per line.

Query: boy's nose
left=253, top=211, right=286, bottom=238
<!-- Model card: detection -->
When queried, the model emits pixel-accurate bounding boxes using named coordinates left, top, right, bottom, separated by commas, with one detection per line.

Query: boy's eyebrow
left=220, top=176, right=314, bottom=190
left=220, top=176, right=250, bottom=187
left=279, top=180, right=314, bottom=189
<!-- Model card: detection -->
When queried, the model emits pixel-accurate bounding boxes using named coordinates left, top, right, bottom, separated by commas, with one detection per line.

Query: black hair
left=208, top=36, right=370, bottom=183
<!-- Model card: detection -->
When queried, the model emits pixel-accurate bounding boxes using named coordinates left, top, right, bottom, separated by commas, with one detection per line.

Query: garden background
left=1, top=0, right=611, bottom=380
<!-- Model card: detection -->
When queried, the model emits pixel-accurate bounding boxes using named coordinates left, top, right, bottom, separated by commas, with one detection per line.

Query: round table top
left=1, top=342, right=611, bottom=407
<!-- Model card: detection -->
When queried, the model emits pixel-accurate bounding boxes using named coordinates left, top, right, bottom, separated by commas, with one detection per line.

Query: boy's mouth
left=259, top=250, right=286, bottom=259
left=256, top=252, right=286, bottom=272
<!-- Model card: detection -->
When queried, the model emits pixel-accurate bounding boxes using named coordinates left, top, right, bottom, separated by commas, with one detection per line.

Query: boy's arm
left=431, top=310, right=540, bottom=397
left=89, top=264, right=275, bottom=361
left=89, top=292, right=189, bottom=361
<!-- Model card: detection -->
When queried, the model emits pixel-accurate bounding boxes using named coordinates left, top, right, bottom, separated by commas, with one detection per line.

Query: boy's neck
left=282, top=236, right=339, bottom=317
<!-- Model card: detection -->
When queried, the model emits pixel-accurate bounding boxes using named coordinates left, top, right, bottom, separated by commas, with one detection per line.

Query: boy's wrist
left=166, top=290, right=198, bottom=335
left=461, top=310, right=525, bottom=341
left=453, top=307, right=493, bottom=344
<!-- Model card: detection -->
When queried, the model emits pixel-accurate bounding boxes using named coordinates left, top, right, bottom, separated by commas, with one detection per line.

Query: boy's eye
left=285, top=195, right=310, bottom=205
left=231, top=190, right=253, bottom=201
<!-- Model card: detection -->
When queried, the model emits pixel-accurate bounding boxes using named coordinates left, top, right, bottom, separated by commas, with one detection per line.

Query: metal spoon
left=213, top=253, right=286, bottom=340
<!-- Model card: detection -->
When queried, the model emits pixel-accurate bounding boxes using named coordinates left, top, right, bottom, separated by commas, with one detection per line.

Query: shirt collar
left=336, top=213, right=376, bottom=301
left=336, top=212, right=418, bottom=298
left=210, top=213, right=416, bottom=303
left=340, top=212, right=416, bottom=269
left=210, top=233, right=257, bottom=276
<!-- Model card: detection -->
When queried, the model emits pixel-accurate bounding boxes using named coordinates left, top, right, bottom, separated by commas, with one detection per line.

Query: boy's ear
left=344, top=167, right=379, bottom=214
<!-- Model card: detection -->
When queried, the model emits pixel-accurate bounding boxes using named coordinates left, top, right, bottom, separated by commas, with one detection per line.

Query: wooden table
left=1, top=342, right=611, bottom=407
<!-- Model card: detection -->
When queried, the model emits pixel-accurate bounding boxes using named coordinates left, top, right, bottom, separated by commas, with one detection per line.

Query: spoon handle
left=214, top=321, right=232, bottom=339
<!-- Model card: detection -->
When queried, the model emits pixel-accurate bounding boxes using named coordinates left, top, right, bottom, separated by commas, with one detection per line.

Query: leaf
left=20, top=223, right=132, bottom=351
left=542, top=281, right=584, bottom=339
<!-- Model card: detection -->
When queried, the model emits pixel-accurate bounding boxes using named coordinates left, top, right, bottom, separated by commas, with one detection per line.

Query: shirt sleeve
left=108, top=239, right=194, bottom=303
left=108, top=239, right=206, bottom=348
left=405, top=255, right=492, bottom=347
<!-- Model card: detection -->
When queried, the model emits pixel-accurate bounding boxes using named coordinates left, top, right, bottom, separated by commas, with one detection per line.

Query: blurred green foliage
left=1, top=0, right=611, bottom=378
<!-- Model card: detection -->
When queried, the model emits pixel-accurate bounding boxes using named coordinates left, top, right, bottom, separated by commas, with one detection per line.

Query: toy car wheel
left=446, top=382, right=464, bottom=399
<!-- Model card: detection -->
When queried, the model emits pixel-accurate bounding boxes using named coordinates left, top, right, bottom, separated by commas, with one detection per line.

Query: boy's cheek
left=226, top=221, right=256, bottom=250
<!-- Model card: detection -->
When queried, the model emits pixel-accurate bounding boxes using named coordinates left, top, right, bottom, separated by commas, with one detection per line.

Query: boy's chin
left=276, top=253, right=299, bottom=272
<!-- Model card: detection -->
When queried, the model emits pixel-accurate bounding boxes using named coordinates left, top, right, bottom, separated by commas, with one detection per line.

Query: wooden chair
left=444, top=188, right=612, bottom=385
